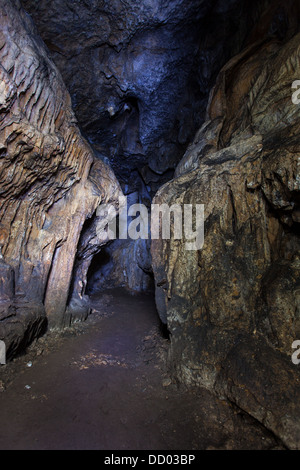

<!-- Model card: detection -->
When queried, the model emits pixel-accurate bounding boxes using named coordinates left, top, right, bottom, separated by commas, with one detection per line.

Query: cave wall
left=151, top=1, right=300, bottom=448
left=1, top=0, right=300, bottom=449
left=0, top=0, right=122, bottom=356
left=20, top=0, right=278, bottom=293
left=20, top=0, right=272, bottom=185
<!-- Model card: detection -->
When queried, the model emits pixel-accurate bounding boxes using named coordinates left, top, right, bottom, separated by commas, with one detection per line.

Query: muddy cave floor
left=0, top=289, right=283, bottom=450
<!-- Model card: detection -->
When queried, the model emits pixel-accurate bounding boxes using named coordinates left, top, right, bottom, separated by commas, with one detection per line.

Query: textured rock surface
left=215, top=336, right=300, bottom=450
left=151, top=15, right=300, bottom=447
left=21, top=0, right=274, bottom=188
left=20, top=0, right=280, bottom=294
left=86, top=189, right=154, bottom=295
left=0, top=0, right=122, bottom=356
left=1, top=0, right=300, bottom=449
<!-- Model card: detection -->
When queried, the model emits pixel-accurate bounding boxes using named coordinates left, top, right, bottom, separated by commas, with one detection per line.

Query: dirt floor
left=0, top=289, right=283, bottom=450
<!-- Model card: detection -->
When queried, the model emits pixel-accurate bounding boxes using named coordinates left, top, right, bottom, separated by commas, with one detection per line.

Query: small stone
left=162, top=377, right=172, bottom=387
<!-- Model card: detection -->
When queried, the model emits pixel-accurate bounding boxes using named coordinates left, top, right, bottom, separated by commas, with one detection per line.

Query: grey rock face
left=21, top=0, right=273, bottom=190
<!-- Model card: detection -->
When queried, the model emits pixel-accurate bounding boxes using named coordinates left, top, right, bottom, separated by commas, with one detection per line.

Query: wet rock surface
left=0, top=0, right=122, bottom=354
left=151, top=6, right=300, bottom=449
left=215, top=336, right=300, bottom=450
left=0, top=291, right=283, bottom=450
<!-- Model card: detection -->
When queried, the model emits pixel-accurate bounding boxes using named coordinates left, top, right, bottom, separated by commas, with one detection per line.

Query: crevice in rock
left=85, top=247, right=113, bottom=296
left=224, top=397, right=289, bottom=450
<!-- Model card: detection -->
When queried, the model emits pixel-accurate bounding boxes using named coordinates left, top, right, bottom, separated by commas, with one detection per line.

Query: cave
left=0, top=0, right=300, bottom=452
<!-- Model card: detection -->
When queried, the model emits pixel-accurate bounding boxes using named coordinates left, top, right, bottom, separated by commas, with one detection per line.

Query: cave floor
left=0, top=289, right=282, bottom=450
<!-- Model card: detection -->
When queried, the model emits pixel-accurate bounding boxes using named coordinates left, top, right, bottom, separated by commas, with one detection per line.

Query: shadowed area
left=0, top=0, right=300, bottom=450
left=0, top=290, right=281, bottom=450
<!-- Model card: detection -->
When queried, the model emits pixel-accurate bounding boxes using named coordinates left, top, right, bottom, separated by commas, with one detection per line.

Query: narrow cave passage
left=86, top=248, right=113, bottom=295
left=0, top=289, right=279, bottom=450
left=1, top=0, right=299, bottom=452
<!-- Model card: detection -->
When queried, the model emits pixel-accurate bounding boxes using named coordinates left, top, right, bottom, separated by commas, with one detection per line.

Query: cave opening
left=86, top=248, right=113, bottom=296
left=45, top=0, right=286, bottom=333
left=17, top=0, right=277, bottom=314
left=18, top=0, right=251, bottom=307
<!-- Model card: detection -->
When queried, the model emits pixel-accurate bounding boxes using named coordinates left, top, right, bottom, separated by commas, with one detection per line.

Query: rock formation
left=152, top=7, right=300, bottom=448
left=20, top=0, right=275, bottom=292
left=0, top=0, right=300, bottom=450
left=21, top=0, right=270, bottom=184
left=0, top=0, right=122, bottom=357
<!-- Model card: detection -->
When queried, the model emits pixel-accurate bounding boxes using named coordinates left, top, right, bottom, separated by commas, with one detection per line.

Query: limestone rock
left=20, top=0, right=296, bottom=298
left=20, top=0, right=278, bottom=189
left=0, top=0, right=122, bottom=355
left=151, top=20, right=300, bottom=447
left=215, top=335, right=300, bottom=450
left=20, top=0, right=300, bottom=296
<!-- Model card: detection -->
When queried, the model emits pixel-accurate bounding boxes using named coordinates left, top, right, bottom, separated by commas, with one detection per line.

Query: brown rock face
left=0, top=0, right=122, bottom=356
left=151, top=18, right=300, bottom=447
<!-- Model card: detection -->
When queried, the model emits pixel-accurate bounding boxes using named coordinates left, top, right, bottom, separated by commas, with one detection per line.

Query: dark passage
left=0, top=290, right=281, bottom=450
left=86, top=249, right=113, bottom=295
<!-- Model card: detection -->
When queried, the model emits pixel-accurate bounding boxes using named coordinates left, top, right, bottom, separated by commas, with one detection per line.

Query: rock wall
left=152, top=6, right=300, bottom=448
left=0, top=0, right=122, bottom=357
left=20, top=0, right=277, bottom=294
left=21, top=0, right=273, bottom=187
left=1, top=0, right=300, bottom=449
